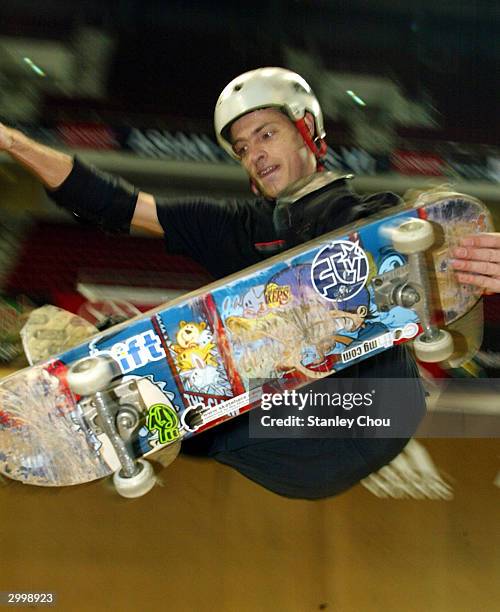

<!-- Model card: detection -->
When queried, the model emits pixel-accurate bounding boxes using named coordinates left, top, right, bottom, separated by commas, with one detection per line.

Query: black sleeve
left=46, top=158, right=139, bottom=233
left=155, top=196, right=235, bottom=265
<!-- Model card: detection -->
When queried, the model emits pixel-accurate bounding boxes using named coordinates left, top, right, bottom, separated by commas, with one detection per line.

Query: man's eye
left=262, top=130, right=274, bottom=140
left=234, top=145, right=248, bottom=157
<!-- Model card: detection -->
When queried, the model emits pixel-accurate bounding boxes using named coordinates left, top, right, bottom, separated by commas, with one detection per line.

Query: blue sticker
left=311, top=239, right=369, bottom=302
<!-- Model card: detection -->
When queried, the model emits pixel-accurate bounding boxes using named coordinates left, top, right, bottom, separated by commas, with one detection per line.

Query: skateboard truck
left=67, top=355, right=156, bottom=498
left=374, top=218, right=453, bottom=363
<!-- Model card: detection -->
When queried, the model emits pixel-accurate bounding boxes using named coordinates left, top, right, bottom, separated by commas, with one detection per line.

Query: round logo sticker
left=311, top=239, right=369, bottom=302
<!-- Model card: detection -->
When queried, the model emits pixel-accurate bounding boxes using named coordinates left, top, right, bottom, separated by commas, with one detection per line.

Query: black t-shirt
left=156, top=195, right=276, bottom=278
left=154, top=178, right=402, bottom=279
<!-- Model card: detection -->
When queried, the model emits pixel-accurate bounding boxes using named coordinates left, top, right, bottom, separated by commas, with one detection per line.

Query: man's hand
left=0, top=121, right=73, bottom=188
left=0, top=122, right=15, bottom=151
left=451, top=233, right=500, bottom=293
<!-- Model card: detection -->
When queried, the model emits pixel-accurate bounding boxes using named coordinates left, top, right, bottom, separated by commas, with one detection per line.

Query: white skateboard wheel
left=113, top=459, right=156, bottom=498
left=67, top=355, right=117, bottom=395
left=413, top=329, right=454, bottom=363
left=392, top=219, right=434, bottom=254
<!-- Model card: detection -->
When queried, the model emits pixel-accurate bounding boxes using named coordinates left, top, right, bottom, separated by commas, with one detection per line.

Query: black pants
left=182, top=346, right=426, bottom=500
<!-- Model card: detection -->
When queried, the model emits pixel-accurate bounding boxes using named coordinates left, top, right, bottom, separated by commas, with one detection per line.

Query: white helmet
left=214, top=67, right=326, bottom=160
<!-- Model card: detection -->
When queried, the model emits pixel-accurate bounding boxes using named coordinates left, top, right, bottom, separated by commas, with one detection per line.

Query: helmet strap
left=294, top=117, right=327, bottom=165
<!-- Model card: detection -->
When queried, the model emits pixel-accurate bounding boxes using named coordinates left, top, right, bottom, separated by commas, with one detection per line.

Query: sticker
left=340, top=334, right=390, bottom=363
left=264, top=283, right=292, bottom=308
left=146, top=403, right=180, bottom=444
left=90, top=330, right=166, bottom=374
left=199, top=391, right=252, bottom=423
left=311, top=239, right=369, bottom=302
left=339, top=326, right=418, bottom=364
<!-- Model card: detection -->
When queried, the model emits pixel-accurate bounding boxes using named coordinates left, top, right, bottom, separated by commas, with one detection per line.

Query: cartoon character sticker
left=172, top=321, right=217, bottom=371
left=223, top=265, right=358, bottom=378
left=168, top=319, right=232, bottom=397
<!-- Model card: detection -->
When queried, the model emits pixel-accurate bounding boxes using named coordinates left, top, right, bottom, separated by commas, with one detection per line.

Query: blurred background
left=0, top=2, right=499, bottom=611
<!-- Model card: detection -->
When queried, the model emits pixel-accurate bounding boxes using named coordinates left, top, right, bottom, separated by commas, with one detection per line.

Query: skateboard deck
left=0, top=187, right=493, bottom=487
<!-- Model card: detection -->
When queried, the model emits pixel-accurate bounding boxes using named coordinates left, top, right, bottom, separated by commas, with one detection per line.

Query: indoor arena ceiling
left=0, top=1, right=498, bottom=141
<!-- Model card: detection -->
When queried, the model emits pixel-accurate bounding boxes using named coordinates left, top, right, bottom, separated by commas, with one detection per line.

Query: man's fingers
left=451, top=259, right=500, bottom=277
left=451, top=230, right=500, bottom=293
left=454, top=271, right=500, bottom=293
left=451, top=257, right=500, bottom=276
left=452, top=245, right=500, bottom=263
left=459, top=233, right=500, bottom=249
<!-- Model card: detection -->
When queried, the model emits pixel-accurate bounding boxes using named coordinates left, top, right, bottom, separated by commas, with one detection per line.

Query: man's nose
left=249, top=143, right=266, bottom=165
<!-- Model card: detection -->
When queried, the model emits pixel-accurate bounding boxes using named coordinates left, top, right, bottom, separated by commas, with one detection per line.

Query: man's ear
left=304, top=112, right=315, bottom=137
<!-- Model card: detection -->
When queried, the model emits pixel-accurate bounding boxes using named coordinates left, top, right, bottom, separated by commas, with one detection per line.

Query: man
left=0, top=68, right=497, bottom=499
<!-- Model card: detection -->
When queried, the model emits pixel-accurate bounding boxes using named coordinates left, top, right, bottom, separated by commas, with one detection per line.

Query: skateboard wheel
left=67, top=355, right=118, bottom=395
left=113, top=459, right=156, bottom=498
left=413, top=329, right=453, bottom=363
left=392, top=219, right=434, bottom=254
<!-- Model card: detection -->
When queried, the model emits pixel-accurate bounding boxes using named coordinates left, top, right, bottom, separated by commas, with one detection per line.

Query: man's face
left=229, top=108, right=316, bottom=199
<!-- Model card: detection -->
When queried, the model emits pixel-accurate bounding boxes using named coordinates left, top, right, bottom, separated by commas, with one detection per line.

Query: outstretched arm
left=0, top=122, right=73, bottom=189
left=0, top=122, right=163, bottom=236
left=451, top=233, right=500, bottom=293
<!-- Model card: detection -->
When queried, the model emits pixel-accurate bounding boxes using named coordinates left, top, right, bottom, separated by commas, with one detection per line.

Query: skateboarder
left=0, top=68, right=497, bottom=499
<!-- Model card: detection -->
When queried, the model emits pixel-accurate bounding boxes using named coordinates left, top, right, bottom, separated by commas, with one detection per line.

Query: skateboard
left=0, top=179, right=493, bottom=496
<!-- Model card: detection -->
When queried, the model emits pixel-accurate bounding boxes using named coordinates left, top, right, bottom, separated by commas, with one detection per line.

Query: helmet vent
left=234, top=84, right=243, bottom=91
